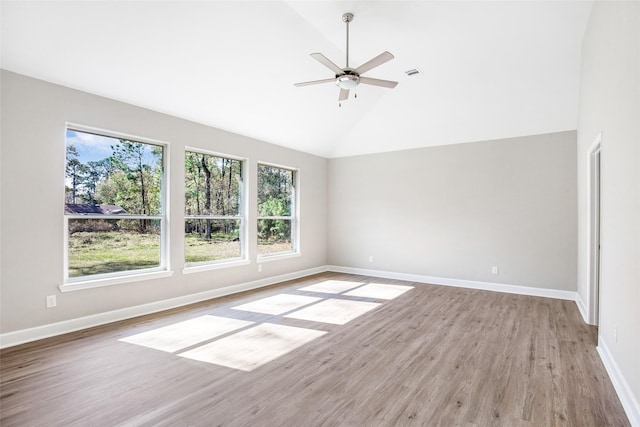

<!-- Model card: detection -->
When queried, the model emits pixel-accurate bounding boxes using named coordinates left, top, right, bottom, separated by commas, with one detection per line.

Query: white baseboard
left=575, top=292, right=589, bottom=323
left=0, top=266, right=328, bottom=349
left=597, top=337, right=640, bottom=426
left=0, top=265, right=581, bottom=349
left=327, top=265, right=577, bottom=301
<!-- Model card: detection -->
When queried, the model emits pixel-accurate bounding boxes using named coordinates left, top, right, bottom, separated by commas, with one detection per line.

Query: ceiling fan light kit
left=336, top=74, right=359, bottom=90
left=295, top=12, right=398, bottom=105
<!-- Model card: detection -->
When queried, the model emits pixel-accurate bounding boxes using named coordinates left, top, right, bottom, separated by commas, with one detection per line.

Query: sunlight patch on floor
left=344, top=283, right=414, bottom=300
left=231, top=294, right=321, bottom=315
left=285, top=298, right=381, bottom=325
left=178, top=323, right=327, bottom=371
left=119, top=315, right=253, bottom=352
left=118, top=279, right=413, bottom=371
left=298, top=280, right=365, bottom=294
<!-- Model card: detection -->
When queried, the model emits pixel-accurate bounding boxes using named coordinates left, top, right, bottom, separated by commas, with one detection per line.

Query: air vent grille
left=405, top=68, right=422, bottom=77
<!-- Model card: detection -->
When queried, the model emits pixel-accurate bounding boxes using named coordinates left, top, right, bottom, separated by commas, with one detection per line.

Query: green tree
left=83, top=159, right=112, bottom=204
left=258, top=197, right=290, bottom=241
left=257, top=166, right=292, bottom=213
left=184, top=153, right=241, bottom=239
left=185, top=152, right=203, bottom=216
left=65, top=145, right=87, bottom=204
left=257, top=165, right=293, bottom=242
left=110, top=140, right=162, bottom=232
left=201, top=154, right=213, bottom=239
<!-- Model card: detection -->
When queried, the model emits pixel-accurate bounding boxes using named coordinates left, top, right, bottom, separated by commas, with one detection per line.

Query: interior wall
left=577, top=0, right=640, bottom=410
left=0, top=70, right=328, bottom=334
left=328, top=131, right=577, bottom=291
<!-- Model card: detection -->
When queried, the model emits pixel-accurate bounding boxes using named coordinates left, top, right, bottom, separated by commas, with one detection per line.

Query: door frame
left=586, top=132, right=602, bottom=325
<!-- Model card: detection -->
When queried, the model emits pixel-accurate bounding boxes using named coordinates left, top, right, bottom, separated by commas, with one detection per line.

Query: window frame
left=60, top=124, right=171, bottom=292
left=256, top=161, right=300, bottom=260
left=183, top=147, right=248, bottom=273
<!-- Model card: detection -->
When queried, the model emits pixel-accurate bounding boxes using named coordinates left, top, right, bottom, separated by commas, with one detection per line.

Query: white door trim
left=586, top=132, right=602, bottom=325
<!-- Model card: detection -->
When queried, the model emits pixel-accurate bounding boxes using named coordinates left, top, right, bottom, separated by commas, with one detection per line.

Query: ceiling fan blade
left=338, top=88, right=349, bottom=101
left=311, top=53, right=345, bottom=75
left=354, top=51, right=394, bottom=75
left=359, top=76, right=398, bottom=89
left=294, top=78, right=335, bottom=87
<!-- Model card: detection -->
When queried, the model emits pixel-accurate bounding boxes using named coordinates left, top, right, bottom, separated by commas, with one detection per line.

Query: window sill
left=59, top=270, right=174, bottom=293
left=182, top=259, right=251, bottom=275
left=257, top=252, right=301, bottom=263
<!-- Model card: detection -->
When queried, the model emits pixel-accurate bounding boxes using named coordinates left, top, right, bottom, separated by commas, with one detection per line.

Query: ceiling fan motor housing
left=336, top=72, right=359, bottom=89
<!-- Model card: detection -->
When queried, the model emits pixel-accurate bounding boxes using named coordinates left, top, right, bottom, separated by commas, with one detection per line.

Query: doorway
left=587, top=133, right=602, bottom=326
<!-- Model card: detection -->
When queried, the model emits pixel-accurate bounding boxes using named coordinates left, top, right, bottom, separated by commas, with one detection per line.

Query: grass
left=68, top=231, right=292, bottom=277
left=258, top=241, right=293, bottom=255
left=68, top=231, right=160, bottom=278
left=185, top=234, right=240, bottom=263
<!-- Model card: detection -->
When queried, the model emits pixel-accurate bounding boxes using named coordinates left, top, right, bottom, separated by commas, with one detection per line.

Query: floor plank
left=0, top=272, right=630, bottom=426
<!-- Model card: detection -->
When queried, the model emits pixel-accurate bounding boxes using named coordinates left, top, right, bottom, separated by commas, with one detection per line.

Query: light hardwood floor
left=0, top=272, right=630, bottom=426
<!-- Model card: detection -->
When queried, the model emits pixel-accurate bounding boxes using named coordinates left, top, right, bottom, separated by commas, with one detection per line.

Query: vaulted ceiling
left=1, top=1, right=593, bottom=158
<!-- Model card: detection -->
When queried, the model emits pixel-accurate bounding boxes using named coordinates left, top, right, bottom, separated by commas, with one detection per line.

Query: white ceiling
left=1, top=1, right=593, bottom=158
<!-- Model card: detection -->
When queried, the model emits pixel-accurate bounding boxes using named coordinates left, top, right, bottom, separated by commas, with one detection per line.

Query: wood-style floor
left=0, top=272, right=630, bottom=426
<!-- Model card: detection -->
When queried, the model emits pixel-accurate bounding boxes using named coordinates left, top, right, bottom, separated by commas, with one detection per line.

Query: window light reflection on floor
left=231, top=294, right=321, bottom=315
left=297, top=280, right=364, bottom=294
left=118, top=280, right=414, bottom=371
left=119, top=315, right=253, bottom=353
left=285, top=298, right=381, bottom=325
left=344, top=283, right=413, bottom=300
left=178, top=323, right=327, bottom=371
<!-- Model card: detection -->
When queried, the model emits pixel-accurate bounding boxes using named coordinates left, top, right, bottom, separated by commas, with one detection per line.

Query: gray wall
left=328, top=131, right=577, bottom=291
left=577, top=1, right=640, bottom=408
left=0, top=70, right=328, bottom=333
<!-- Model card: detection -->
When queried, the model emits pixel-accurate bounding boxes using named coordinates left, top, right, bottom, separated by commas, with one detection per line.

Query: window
left=64, top=127, right=167, bottom=282
left=185, top=150, right=245, bottom=266
left=257, top=164, right=297, bottom=256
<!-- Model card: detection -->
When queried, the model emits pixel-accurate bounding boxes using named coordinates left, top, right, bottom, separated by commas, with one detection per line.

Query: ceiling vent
left=405, top=68, right=422, bottom=77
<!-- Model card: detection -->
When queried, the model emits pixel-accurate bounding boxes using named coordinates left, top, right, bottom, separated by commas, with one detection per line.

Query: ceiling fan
left=294, top=13, right=398, bottom=104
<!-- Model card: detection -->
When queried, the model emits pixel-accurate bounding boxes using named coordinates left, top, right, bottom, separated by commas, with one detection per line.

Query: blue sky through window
left=66, top=129, right=116, bottom=163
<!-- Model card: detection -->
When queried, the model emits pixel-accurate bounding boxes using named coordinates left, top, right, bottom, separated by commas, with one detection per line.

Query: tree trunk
left=201, top=155, right=212, bottom=239
left=138, top=153, right=148, bottom=233
left=227, top=161, right=234, bottom=234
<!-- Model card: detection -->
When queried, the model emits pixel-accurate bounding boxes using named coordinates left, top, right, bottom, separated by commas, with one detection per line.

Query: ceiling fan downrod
left=343, top=13, right=353, bottom=69
left=340, top=12, right=354, bottom=106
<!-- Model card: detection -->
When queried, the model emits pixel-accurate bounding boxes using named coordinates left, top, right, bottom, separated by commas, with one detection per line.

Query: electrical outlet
left=491, top=266, right=499, bottom=275
left=614, top=325, right=618, bottom=343
left=46, top=295, right=57, bottom=308
left=258, top=264, right=263, bottom=273
left=368, top=255, right=374, bottom=263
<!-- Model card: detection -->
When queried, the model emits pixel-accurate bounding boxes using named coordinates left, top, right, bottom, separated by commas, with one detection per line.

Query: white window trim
left=59, top=270, right=174, bottom=293
left=256, top=162, right=300, bottom=259
left=182, top=259, right=251, bottom=275
left=183, top=148, right=248, bottom=268
left=184, top=146, right=246, bottom=162
left=257, top=252, right=301, bottom=263
left=63, top=124, right=171, bottom=288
